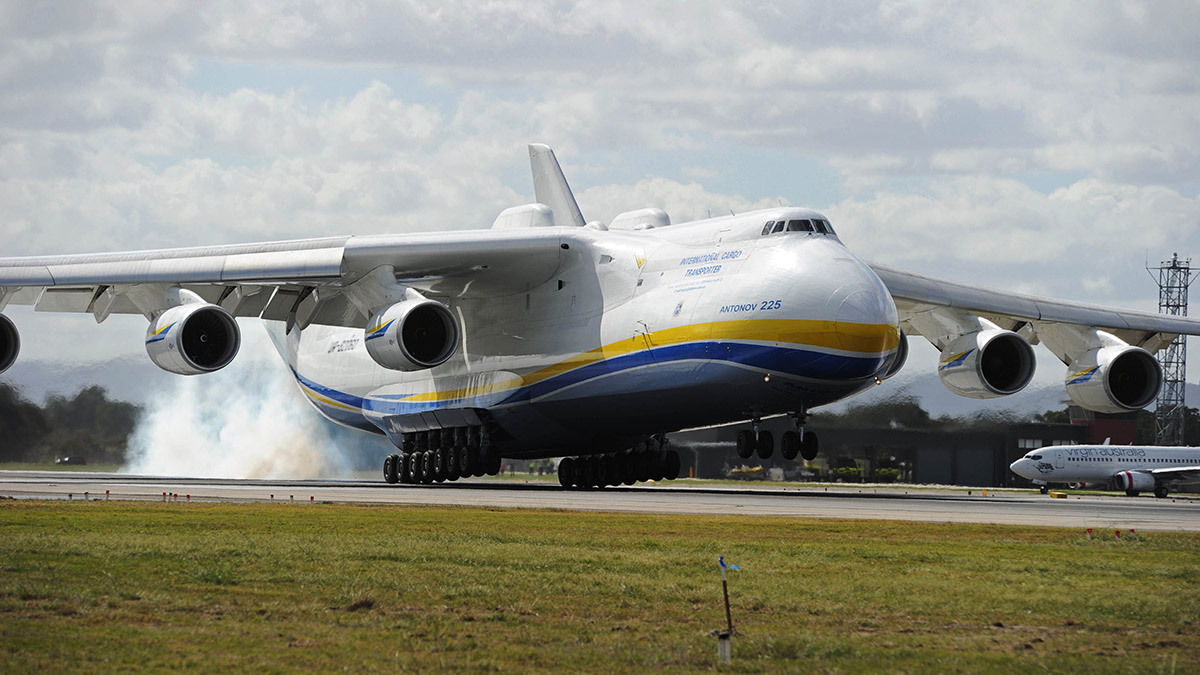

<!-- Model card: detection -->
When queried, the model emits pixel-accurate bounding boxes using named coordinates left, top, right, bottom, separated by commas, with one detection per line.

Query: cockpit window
left=813, top=219, right=834, bottom=234
left=761, top=221, right=774, bottom=235
left=787, top=219, right=814, bottom=232
left=771, top=221, right=786, bottom=234
left=1029, top=454, right=1042, bottom=460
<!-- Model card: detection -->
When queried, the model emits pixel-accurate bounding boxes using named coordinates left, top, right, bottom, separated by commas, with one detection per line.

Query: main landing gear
left=383, top=425, right=502, bottom=485
left=558, top=437, right=681, bottom=488
left=735, top=413, right=818, bottom=462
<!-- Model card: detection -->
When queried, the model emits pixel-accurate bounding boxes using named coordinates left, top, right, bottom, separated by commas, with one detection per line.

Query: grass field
left=1, top=501, right=1196, bottom=672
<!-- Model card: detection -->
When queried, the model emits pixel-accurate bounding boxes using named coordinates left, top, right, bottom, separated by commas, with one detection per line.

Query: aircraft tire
left=620, top=454, right=637, bottom=485
left=410, top=452, right=424, bottom=484
left=399, top=453, right=412, bottom=483
left=1125, top=489, right=1140, bottom=497
left=650, top=452, right=666, bottom=482
left=780, top=431, right=799, bottom=461
left=383, top=454, right=399, bottom=484
left=664, top=449, right=681, bottom=479
left=736, top=430, right=755, bottom=459
left=1154, top=485, right=1169, bottom=499
left=756, top=431, right=774, bottom=460
left=800, top=432, right=819, bottom=461
left=1039, top=485, right=1048, bottom=495
left=424, top=449, right=439, bottom=480
left=446, top=453, right=461, bottom=481
left=486, top=451, right=502, bottom=476
left=558, top=458, right=575, bottom=487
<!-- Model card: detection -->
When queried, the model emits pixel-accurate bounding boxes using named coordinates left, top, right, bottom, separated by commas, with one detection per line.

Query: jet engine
left=0, top=313, right=19, bottom=374
left=364, top=298, right=459, bottom=371
left=145, top=303, right=241, bottom=375
left=1065, top=345, right=1161, bottom=413
left=1114, top=470, right=1155, bottom=493
left=937, top=329, right=1035, bottom=398
left=878, top=330, right=909, bottom=381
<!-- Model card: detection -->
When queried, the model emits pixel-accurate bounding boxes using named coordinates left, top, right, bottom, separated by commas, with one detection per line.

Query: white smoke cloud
left=122, top=325, right=358, bottom=479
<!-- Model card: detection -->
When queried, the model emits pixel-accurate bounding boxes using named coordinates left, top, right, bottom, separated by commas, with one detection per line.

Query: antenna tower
left=1148, top=253, right=1197, bottom=445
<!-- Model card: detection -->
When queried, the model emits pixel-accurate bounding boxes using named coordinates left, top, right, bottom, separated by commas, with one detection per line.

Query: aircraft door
left=1053, top=448, right=1064, bottom=469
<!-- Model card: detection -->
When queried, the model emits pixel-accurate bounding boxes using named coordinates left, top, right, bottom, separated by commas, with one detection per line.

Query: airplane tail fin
left=529, top=143, right=586, bottom=228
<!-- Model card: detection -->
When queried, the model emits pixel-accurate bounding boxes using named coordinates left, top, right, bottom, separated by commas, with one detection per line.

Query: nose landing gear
left=737, top=410, right=819, bottom=464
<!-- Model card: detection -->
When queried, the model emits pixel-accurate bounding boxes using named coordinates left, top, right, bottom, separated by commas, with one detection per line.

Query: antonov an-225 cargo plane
left=2, top=144, right=1199, bottom=488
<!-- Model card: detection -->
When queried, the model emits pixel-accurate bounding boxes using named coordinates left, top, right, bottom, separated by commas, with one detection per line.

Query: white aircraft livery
left=2, top=144, right=1200, bottom=488
left=1010, top=445, right=1200, bottom=498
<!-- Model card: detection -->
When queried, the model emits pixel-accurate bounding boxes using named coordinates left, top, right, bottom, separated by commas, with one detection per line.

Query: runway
left=3, top=471, right=1199, bottom=532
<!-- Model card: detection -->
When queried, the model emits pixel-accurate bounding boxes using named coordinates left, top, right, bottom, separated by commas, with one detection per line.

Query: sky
left=2, top=0, right=1199, bottom=394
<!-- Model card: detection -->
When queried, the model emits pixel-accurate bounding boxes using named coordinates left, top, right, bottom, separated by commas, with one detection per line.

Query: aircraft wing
left=1151, top=466, right=1200, bottom=484
left=869, top=261, right=1200, bottom=350
left=0, top=229, right=572, bottom=329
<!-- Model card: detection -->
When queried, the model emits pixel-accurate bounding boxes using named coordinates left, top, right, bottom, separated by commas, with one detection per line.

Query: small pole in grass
left=1086, top=528, right=1093, bottom=540
left=717, top=556, right=740, bottom=664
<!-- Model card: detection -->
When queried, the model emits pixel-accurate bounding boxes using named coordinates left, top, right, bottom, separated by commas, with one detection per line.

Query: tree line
left=0, top=383, right=140, bottom=464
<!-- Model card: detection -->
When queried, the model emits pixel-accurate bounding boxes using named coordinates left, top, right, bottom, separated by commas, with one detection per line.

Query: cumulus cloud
left=1, top=0, right=1197, bottom=379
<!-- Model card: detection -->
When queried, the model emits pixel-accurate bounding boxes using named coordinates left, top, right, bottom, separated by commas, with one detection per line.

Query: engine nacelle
left=879, top=330, right=909, bottom=381
left=938, top=329, right=1035, bottom=398
left=364, top=299, right=459, bottom=371
left=0, top=313, right=19, bottom=374
left=1114, top=470, right=1156, bottom=493
left=145, top=303, right=241, bottom=375
left=1065, top=345, right=1161, bottom=413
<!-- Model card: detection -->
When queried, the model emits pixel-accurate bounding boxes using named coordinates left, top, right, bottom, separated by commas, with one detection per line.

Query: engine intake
left=0, top=313, right=19, bottom=374
left=145, top=303, right=241, bottom=375
left=938, top=329, right=1035, bottom=398
left=1065, top=345, right=1161, bottom=413
left=364, top=299, right=459, bottom=371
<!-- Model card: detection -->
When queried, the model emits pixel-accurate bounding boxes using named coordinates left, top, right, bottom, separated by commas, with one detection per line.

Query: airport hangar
left=661, top=406, right=1138, bottom=489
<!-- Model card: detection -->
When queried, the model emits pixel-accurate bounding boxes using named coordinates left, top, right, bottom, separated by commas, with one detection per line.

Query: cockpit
left=1024, top=453, right=1043, bottom=461
left=761, top=218, right=836, bottom=236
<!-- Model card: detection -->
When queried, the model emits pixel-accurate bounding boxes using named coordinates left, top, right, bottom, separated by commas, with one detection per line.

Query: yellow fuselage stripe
left=398, top=319, right=898, bottom=403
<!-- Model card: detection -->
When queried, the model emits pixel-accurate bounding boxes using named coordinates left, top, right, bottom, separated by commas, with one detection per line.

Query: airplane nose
left=1009, top=458, right=1031, bottom=479
left=825, top=259, right=900, bottom=357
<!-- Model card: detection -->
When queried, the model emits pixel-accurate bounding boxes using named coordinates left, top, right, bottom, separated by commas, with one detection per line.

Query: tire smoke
left=122, top=326, right=356, bottom=479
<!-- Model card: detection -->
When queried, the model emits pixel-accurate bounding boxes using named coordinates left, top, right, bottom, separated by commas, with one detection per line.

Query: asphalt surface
left=3, top=471, right=1199, bottom=532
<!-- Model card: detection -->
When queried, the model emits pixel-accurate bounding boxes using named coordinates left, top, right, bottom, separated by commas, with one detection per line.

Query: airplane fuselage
left=273, top=207, right=902, bottom=458
left=1010, top=445, right=1200, bottom=488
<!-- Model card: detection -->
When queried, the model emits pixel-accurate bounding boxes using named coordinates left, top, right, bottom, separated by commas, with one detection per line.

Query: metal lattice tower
left=1148, top=253, right=1196, bottom=446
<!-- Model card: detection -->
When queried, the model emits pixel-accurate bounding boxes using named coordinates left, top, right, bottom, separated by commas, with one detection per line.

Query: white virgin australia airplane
left=1010, top=444, right=1200, bottom=498
left=1, top=144, right=1199, bottom=488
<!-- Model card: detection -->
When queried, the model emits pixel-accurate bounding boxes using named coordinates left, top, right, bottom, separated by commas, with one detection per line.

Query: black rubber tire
left=455, top=446, right=469, bottom=475
left=663, top=449, right=681, bottom=480
left=411, top=452, right=425, bottom=484
left=1039, top=485, right=1049, bottom=495
left=780, top=431, right=800, bottom=461
left=756, top=431, right=774, bottom=460
left=558, top=458, right=575, bottom=488
left=445, top=451, right=461, bottom=481
left=1154, top=486, right=1169, bottom=499
left=422, top=451, right=436, bottom=483
left=465, top=445, right=481, bottom=477
left=383, top=454, right=398, bottom=484
left=620, top=453, right=637, bottom=486
left=800, top=431, right=819, bottom=461
left=736, top=430, right=755, bottom=459
left=1125, top=489, right=1140, bottom=497
left=486, top=451, right=502, bottom=476
left=399, top=453, right=412, bottom=483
